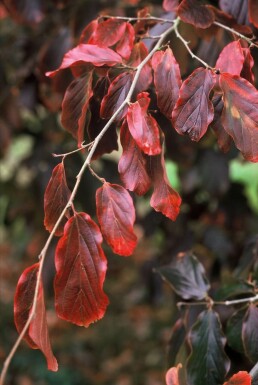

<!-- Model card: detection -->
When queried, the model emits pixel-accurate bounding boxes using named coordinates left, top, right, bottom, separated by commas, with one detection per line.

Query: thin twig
left=52, top=141, right=93, bottom=158
left=101, top=15, right=175, bottom=24
left=177, top=293, right=258, bottom=308
left=88, top=165, right=106, bottom=184
left=0, top=17, right=180, bottom=385
left=213, top=21, right=258, bottom=48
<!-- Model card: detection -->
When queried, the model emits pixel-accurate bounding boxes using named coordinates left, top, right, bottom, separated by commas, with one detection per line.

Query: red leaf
left=100, top=72, right=133, bottom=121
left=96, top=183, right=137, bottom=256
left=127, top=92, right=161, bottom=155
left=44, top=163, right=71, bottom=237
left=216, top=41, right=244, bottom=76
left=46, top=44, right=122, bottom=77
left=211, top=95, right=232, bottom=153
left=249, top=0, right=258, bottom=27
left=88, top=18, right=127, bottom=48
left=116, top=22, right=135, bottom=60
left=223, top=371, right=251, bottom=385
left=128, top=42, right=152, bottom=94
left=241, top=48, right=255, bottom=84
left=163, top=0, right=179, bottom=12
left=118, top=121, right=151, bottom=195
left=14, top=263, right=58, bottom=371
left=219, top=73, right=258, bottom=162
left=79, top=20, right=98, bottom=44
left=166, top=364, right=182, bottom=385
left=152, top=48, right=182, bottom=119
left=172, top=68, right=215, bottom=141
left=177, top=0, right=215, bottom=29
left=54, top=212, right=109, bottom=326
left=148, top=152, right=181, bottom=221
left=61, top=71, right=93, bottom=146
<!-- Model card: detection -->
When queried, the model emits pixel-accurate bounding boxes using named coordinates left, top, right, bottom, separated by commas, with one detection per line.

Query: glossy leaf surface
left=55, top=212, right=109, bottom=326
left=96, top=183, right=137, bottom=256
left=177, top=0, right=215, bottom=28
left=44, top=163, right=71, bottom=237
left=172, top=68, right=215, bottom=141
left=14, top=263, right=58, bottom=371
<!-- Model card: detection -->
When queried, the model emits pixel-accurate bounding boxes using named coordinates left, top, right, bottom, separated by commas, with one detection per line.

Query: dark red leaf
left=242, top=304, right=258, bottom=362
left=127, top=92, right=161, bottom=155
left=152, top=48, right=182, bottom=119
left=241, top=48, right=255, bottom=84
left=116, top=22, right=135, bottom=60
left=61, top=71, right=93, bottom=146
left=54, top=212, right=109, bottom=326
left=128, top=42, right=152, bottom=94
left=219, top=0, right=249, bottom=25
left=166, top=364, right=182, bottom=385
left=14, top=263, right=58, bottom=371
left=46, top=44, right=122, bottom=77
left=44, top=163, right=71, bottom=237
left=118, top=121, right=151, bottom=195
left=172, top=68, right=215, bottom=141
left=96, top=183, right=137, bottom=256
left=216, top=41, right=244, bottom=76
left=88, top=18, right=127, bottom=48
left=163, top=0, right=179, bottom=12
left=148, top=152, right=181, bottom=221
left=100, top=72, right=133, bottom=121
left=223, top=371, right=251, bottom=385
left=219, top=73, right=258, bottom=162
left=248, top=0, right=258, bottom=27
left=177, top=0, right=215, bottom=29
left=211, top=95, right=232, bottom=153
left=79, top=20, right=98, bottom=44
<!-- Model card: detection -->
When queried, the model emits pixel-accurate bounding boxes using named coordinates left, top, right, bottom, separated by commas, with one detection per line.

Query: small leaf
left=118, top=121, right=151, bottom=195
left=214, top=281, right=255, bottom=301
left=177, top=0, right=215, bottom=29
left=14, top=263, right=58, bottom=371
left=55, top=212, right=109, bottom=326
left=127, top=92, right=161, bottom=155
left=61, top=71, right=93, bottom=146
left=44, top=163, right=71, bottom=237
left=216, top=41, right=244, bottom=76
left=163, top=0, right=179, bottom=12
left=152, top=48, right=182, bottom=119
left=249, top=0, right=258, bottom=27
left=166, top=364, right=182, bottom=385
left=88, top=18, right=126, bottom=48
left=224, top=371, right=251, bottom=385
left=187, top=309, right=230, bottom=385
left=242, top=304, right=258, bottom=362
left=100, top=72, right=133, bottom=122
left=96, top=183, right=137, bottom=256
left=219, top=73, right=258, bottom=162
left=172, top=68, right=215, bottom=141
left=46, top=44, right=122, bottom=77
left=226, top=307, right=248, bottom=354
left=156, top=252, right=210, bottom=300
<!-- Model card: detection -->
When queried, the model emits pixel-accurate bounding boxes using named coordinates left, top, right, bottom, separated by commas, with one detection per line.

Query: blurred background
left=1, top=0, right=258, bottom=384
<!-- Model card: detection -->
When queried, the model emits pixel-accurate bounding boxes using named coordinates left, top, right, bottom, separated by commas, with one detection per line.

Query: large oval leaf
left=216, top=41, right=244, bottom=76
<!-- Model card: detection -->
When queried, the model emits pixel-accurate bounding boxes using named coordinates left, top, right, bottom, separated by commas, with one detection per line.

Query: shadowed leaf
left=178, top=0, right=215, bottom=28
left=226, top=307, right=248, bottom=354
left=168, top=318, right=187, bottom=367
left=242, top=304, right=258, bottom=362
left=88, top=18, right=126, bottom=48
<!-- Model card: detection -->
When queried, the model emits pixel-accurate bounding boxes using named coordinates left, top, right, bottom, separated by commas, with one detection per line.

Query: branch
left=213, top=21, right=258, bottom=49
left=0, top=17, right=180, bottom=385
left=177, top=293, right=258, bottom=308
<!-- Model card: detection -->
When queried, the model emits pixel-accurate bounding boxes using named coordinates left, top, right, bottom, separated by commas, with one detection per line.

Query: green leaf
left=243, top=304, right=258, bottom=363
left=226, top=307, right=248, bottom=354
left=214, top=281, right=255, bottom=301
left=156, top=252, right=210, bottom=300
left=187, top=309, right=230, bottom=385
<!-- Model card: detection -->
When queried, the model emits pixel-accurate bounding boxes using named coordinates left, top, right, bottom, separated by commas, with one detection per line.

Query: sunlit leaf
left=216, top=41, right=244, bottom=76
left=223, top=371, right=251, bottom=385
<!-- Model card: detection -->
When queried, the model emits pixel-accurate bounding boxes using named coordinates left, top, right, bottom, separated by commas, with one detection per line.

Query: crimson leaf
left=14, top=263, right=58, bottom=371
left=54, top=212, right=109, bottom=326
left=187, top=309, right=230, bottom=385
left=127, top=92, right=161, bottom=155
left=219, top=73, right=258, bottom=162
left=96, top=183, right=137, bottom=256
left=152, top=48, right=182, bottom=119
left=128, top=42, right=152, bottom=94
left=223, top=372, right=251, bottom=385
left=163, top=0, right=179, bottom=12
left=241, top=48, right=255, bottom=84
left=44, top=162, right=71, bottom=237
left=216, top=41, right=244, bottom=76
left=177, top=0, right=215, bottom=29
left=118, top=121, right=151, bottom=196
left=156, top=252, right=210, bottom=300
left=116, top=22, right=135, bottom=60
left=172, top=67, right=215, bottom=141
left=88, top=18, right=126, bottom=48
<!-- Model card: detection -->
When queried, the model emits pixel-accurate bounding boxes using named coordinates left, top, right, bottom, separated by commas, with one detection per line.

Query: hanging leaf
left=127, top=92, right=161, bottom=155
left=241, top=48, right=255, bottom=84
left=44, top=162, right=71, bottom=237
left=61, top=71, right=93, bottom=146
left=156, top=252, right=210, bottom=300
left=187, top=309, right=230, bottom=385
left=116, top=22, right=135, bottom=60
left=249, top=0, right=258, bottom=27
left=223, top=371, right=251, bottom=385
left=163, top=0, right=179, bottom=12
left=46, top=44, right=122, bottom=77
left=219, top=73, right=258, bottom=162
left=166, top=364, right=182, bottom=385
left=118, top=121, right=151, bottom=196
left=216, top=41, right=244, bottom=76
left=128, top=42, right=152, bottom=94
left=96, top=183, right=137, bottom=256
left=14, top=263, right=58, bottom=371
left=242, top=304, right=258, bottom=362
left=226, top=307, right=248, bottom=354
left=54, top=212, right=109, bottom=326
left=211, top=95, right=232, bottom=153
left=152, top=48, right=182, bottom=120
left=172, top=68, right=215, bottom=141
left=100, top=72, right=133, bottom=122
left=177, top=0, right=215, bottom=29
left=88, top=18, right=127, bottom=48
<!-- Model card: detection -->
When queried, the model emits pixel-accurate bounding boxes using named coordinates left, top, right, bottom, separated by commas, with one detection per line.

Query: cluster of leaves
left=3, top=0, right=258, bottom=382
